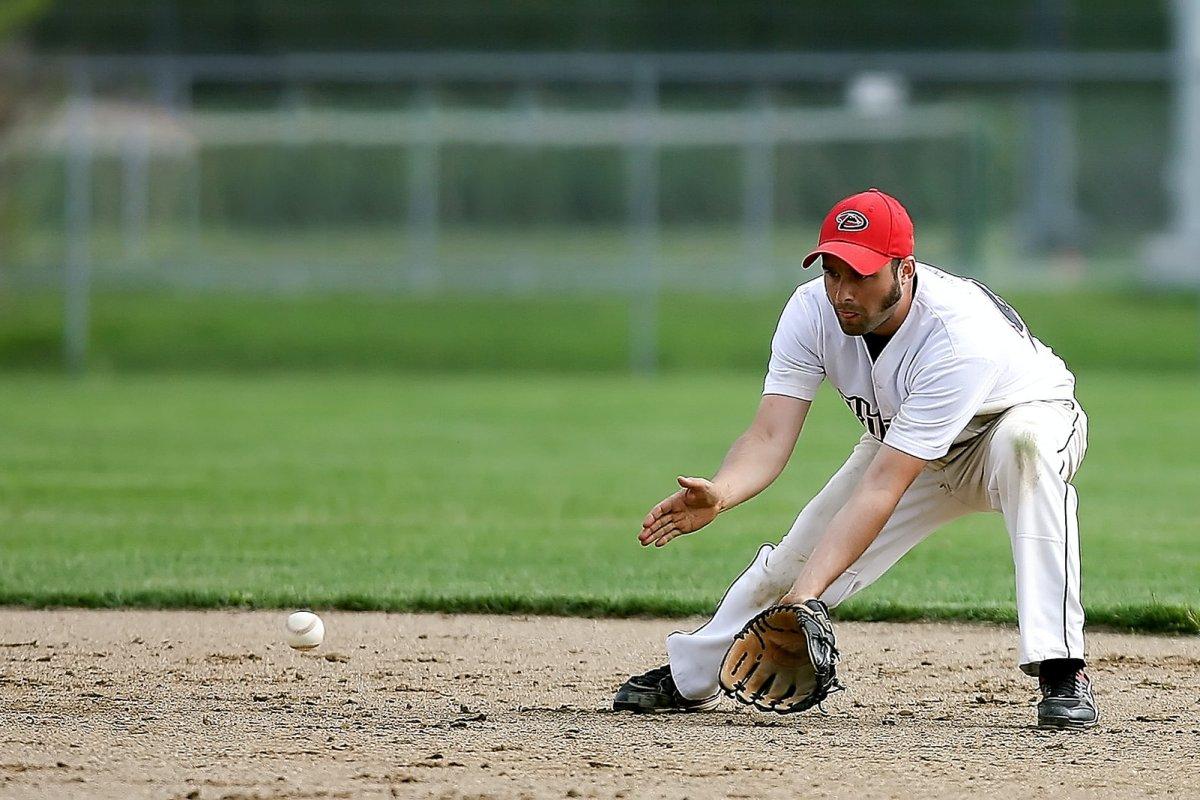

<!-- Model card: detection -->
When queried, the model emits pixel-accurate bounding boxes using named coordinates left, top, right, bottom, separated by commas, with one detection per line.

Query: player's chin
left=835, top=318, right=869, bottom=336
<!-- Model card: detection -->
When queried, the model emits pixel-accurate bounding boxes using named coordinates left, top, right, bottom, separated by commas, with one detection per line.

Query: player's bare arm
left=782, top=443, right=927, bottom=602
left=638, top=393, right=810, bottom=547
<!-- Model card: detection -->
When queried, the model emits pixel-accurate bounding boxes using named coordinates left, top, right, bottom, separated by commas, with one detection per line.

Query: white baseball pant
left=667, top=398, right=1089, bottom=700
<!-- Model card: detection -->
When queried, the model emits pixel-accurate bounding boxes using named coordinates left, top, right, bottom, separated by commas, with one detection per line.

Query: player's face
left=822, top=255, right=904, bottom=336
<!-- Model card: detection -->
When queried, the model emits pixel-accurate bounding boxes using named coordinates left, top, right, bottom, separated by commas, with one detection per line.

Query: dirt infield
left=1, top=610, right=1197, bottom=800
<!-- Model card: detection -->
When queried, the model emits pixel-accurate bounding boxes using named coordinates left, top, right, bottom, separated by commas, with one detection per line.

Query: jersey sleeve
left=884, top=355, right=1000, bottom=460
left=762, top=291, right=825, bottom=401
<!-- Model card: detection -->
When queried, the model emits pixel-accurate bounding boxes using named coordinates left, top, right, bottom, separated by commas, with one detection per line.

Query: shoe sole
left=1038, top=718, right=1098, bottom=730
left=1037, top=711, right=1099, bottom=730
left=613, top=693, right=721, bottom=713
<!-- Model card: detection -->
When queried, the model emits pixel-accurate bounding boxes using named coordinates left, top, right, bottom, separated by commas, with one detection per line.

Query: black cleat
left=613, top=664, right=721, bottom=713
left=1037, top=668, right=1099, bottom=730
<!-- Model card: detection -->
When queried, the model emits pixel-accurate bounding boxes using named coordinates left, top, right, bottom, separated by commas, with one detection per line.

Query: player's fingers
left=638, top=521, right=665, bottom=544
left=639, top=515, right=674, bottom=543
left=640, top=512, right=661, bottom=534
left=652, top=523, right=683, bottom=547
left=645, top=509, right=679, bottom=534
left=642, top=521, right=676, bottom=545
left=645, top=521, right=680, bottom=547
left=643, top=491, right=684, bottom=525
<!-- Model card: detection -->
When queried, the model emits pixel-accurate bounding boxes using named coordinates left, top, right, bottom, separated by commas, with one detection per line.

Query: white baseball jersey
left=763, top=263, right=1077, bottom=461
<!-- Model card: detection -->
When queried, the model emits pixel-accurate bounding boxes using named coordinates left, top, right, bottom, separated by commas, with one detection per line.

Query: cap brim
left=801, top=241, right=894, bottom=276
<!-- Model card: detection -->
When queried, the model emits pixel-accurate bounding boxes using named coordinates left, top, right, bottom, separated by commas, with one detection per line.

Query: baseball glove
left=718, top=599, right=843, bottom=714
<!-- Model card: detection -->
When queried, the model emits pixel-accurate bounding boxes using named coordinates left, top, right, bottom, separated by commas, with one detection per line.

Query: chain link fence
left=0, top=50, right=1191, bottom=370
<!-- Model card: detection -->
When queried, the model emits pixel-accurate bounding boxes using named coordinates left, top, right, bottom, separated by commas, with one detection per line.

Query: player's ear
left=899, top=256, right=916, bottom=284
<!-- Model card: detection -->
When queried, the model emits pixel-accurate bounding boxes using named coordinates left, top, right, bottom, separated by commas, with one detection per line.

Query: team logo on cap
left=835, top=210, right=869, bottom=232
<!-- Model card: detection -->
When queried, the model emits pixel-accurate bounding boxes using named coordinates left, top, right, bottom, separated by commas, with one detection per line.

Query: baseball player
left=614, top=189, right=1098, bottom=729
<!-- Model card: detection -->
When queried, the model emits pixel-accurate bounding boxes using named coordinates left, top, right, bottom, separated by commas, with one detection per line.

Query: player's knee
left=992, top=424, right=1055, bottom=486
left=763, top=542, right=807, bottom=577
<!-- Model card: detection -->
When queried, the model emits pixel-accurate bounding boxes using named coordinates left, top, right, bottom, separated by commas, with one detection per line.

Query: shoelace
left=637, top=664, right=672, bottom=685
left=1042, top=670, right=1084, bottom=699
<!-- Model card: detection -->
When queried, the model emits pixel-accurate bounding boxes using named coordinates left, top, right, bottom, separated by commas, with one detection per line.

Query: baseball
left=285, top=610, right=325, bottom=650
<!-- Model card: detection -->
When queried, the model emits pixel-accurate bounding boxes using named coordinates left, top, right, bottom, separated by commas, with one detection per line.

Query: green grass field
left=1, top=289, right=1196, bottom=373
left=1, top=370, right=1196, bottom=632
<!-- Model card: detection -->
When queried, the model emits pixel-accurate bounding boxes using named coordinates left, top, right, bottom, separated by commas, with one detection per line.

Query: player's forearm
left=786, top=485, right=900, bottom=600
left=711, top=429, right=794, bottom=512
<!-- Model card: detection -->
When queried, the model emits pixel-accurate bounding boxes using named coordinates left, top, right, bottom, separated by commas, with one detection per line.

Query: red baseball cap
left=802, top=188, right=914, bottom=276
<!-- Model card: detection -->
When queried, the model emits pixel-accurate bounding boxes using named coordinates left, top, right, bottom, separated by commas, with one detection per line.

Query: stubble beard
left=836, top=275, right=903, bottom=337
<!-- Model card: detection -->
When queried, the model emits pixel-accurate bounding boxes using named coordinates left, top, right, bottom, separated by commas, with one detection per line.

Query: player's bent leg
left=983, top=401, right=1097, bottom=728
left=983, top=401, right=1088, bottom=673
left=661, top=542, right=784, bottom=702
left=661, top=434, right=972, bottom=702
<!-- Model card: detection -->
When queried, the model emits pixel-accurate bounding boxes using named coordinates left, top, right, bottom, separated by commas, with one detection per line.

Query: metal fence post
left=64, top=64, right=93, bottom=374
left=407, top=85, right=441, bottom=293
left=1144, top=0, right=1200, bottom=289
left=1022, top=0, right=1080, bottom=254
left=1174, top=0, right=1200, bottom=245
left=1024, top=87, right=1079, bottom=252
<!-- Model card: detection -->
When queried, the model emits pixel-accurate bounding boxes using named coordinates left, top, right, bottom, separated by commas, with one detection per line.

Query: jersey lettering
left=841, top=393, right=889, bottom=439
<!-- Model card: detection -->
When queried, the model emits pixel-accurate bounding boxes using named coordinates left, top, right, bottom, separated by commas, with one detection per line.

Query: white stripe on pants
left=666, top=399, right=1088, bottom=700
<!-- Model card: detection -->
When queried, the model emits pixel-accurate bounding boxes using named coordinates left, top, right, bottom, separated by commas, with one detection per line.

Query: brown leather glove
left=718, top=599, right=843, bottom=714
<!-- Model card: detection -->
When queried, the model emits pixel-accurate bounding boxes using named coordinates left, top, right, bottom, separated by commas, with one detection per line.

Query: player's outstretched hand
left=638, top=476, right=722, bottom=547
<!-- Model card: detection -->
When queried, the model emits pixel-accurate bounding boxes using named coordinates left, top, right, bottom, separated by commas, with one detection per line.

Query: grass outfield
left=0, top=289, right=1196, bottom=373
left=0, top=371, right=1195, bottom=632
